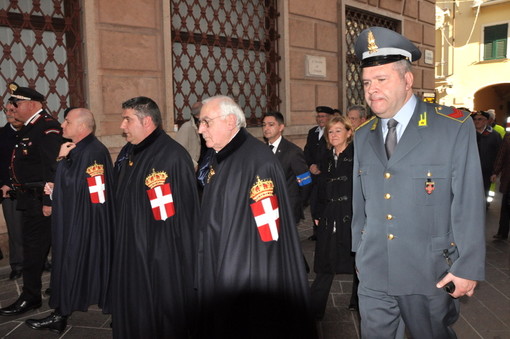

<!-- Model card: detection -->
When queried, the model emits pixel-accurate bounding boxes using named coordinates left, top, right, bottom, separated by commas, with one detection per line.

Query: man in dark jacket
left=472, top=110, right=502, bottom=202
left=304, top=106, right=335, bottom=240
left=262, top=111, right=311, bottom=222
left=0, top=102, right=24, bottom=280
left=0, top=83, right=63, bottom=316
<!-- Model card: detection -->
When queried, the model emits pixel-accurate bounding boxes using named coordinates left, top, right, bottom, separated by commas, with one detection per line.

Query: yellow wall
left=436, top=0, right=510, bottom=121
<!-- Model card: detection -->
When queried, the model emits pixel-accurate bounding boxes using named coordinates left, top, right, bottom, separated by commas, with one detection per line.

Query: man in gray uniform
left=352, top=27, right=486, bottom=338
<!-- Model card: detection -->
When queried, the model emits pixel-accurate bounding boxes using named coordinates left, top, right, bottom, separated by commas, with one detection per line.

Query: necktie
left=385, top=118, right=398, bottom=159
left=269, top=144, right=274, bottom=152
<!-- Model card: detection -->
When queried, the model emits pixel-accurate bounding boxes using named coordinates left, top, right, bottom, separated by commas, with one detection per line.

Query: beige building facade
left=0, top=0, right=435, bottom=258
left=435, top=0, right=510, bottom=124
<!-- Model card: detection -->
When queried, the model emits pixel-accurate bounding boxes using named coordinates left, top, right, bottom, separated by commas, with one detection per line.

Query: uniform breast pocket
left=411, top=165, right=448, bottom=206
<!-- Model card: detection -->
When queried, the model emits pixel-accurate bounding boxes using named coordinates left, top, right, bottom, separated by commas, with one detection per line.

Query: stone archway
left=474, top=83, right=510, bottom=124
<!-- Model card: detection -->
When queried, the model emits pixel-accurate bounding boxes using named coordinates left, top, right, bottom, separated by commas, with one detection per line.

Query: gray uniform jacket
left=352, top=98, right=486, bottom=296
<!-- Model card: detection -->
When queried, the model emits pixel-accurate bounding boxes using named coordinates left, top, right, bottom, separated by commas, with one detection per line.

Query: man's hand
left=1, top=185, right=11, bottom=198
left=437, top=272, right=477, bottom=298
left=42, top=205, right=52, bottom=217
left=58, top=142, right=76, bottom=158
left=309, top=164, right=321, bottom=175
left=44, top=182, right=54, bottom=196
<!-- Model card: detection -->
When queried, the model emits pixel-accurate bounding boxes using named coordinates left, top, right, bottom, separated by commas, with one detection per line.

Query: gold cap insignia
left=367, top=30, right=378, bottom=54
left=86, top=161, right=104, bottom=177
left=250, top=176, right=275, bottom=202
left=8, top=83, right=18, bottom=93
left=145, top=168, right=168, bottom=189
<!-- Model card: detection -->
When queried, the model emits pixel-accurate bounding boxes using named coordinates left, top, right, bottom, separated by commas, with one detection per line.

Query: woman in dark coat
left=310, top=114, right=357, bottom=319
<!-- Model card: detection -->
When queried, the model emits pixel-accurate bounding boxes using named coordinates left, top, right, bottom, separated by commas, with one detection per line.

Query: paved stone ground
left=0, top=194, right=508, bottom=338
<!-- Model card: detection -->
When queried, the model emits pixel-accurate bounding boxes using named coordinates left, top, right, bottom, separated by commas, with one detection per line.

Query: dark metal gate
left=0, top=0, right=84, bottom=119
left=345, top=7, right=399, bottom=108
left=170, top=0, right=280, bottom=126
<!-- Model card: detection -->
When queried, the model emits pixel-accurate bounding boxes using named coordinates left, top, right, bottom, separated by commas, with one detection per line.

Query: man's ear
left=226, top=114, right=237, bottom=129
left=142, top=115, right=152, bottom=128
left=405, top=71, right=414, bottom=91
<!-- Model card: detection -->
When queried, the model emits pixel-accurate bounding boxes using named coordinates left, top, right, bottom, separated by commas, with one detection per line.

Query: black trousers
left=497, top=192, right=510, bottom=237
left=20, top=193, right=51, bottom=302
left=2, top=198, right=24, bottom=270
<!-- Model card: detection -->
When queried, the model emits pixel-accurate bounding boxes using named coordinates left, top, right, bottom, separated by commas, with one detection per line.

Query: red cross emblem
left=87, top=175, right=106, bottom=204
left=250, top=195, right=280, bottom=242
left=146, top=183, right=175, bottom=221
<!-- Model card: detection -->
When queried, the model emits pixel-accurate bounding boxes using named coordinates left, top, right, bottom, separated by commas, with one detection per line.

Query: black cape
left=111, top=129, right=199, bottom=339
left=196, top=128, right=315, bottom=338
left=49, top=134, right=115, bottom=315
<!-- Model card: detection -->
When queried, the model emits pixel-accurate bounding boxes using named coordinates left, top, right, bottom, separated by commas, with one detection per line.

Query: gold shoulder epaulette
left=355, top=116, right=377, bottom=131
left=434, top=106, right=471, bottom=123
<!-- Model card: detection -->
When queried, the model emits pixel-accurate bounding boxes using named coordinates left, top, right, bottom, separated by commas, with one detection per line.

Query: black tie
left=385, top=119, right=398, bottom=159
left=269, top=144, right=274, bottom=151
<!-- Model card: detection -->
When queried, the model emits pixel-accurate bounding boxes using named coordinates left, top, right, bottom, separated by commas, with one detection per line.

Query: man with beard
left=25, top=108, right=114, bottom=333
left=196, top=96, right=314, bottom=338
left=111, top=96, right=199, bottom=338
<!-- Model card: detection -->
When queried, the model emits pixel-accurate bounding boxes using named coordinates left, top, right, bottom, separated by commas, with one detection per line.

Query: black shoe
left=493, top=234, right=508, bottom=240
left=26, top=312, right=67, bottom=333
left=9, top=270, right=22, bottom=280
left=0, top=297, right=42, bottom=316
left=308, top=235, right=317, bottom=241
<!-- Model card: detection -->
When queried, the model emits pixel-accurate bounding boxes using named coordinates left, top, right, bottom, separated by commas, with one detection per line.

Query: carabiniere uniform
left=8, top=83, right=63, bottom=303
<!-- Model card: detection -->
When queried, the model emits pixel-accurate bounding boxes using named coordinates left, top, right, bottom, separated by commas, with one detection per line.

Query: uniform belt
left=327, top=176, right=348, bottom=182
left=327, top=196, right=348, bottom=202
left=12, top=182, right=45, bottom=192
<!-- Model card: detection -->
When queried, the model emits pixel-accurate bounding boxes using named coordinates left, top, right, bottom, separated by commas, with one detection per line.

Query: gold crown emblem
left=9, top=83, right=18, bottom=93
left=367, top=30, right=378, bottom=54
left=250, top=176, right=275, bottom=202
left=86, top=161, right=104, bottom=177
left=145, top=168, right=168, bottom=189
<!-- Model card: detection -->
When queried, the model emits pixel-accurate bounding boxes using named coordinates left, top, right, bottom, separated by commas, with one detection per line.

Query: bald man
left=26, top=108, right=115, bottom=333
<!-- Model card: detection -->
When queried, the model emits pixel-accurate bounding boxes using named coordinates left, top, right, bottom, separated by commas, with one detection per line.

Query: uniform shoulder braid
left=355, top=116, right=376, bottom=131
left=434, top=105, right=471, bottom=123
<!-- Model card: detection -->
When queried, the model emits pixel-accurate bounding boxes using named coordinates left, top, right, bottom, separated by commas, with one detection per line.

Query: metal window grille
left=170, top=0, right=280, bottom=126
left=345, top=7, right=399, bottom=108
left=0, top=0, right=84, bottom=121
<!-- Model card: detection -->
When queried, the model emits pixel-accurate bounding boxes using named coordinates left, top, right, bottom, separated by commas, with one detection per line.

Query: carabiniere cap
left=354, top=27, right=422, bottom=68
left=8, top=82, right=45, bottom=102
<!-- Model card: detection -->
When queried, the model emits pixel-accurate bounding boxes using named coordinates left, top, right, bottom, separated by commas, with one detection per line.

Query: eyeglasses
left=198, top=115, right=223, bottom=128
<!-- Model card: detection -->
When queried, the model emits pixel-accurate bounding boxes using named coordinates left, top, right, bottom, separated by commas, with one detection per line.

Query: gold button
left=384, top=172, right=391, bottom=179
left=386, top=214, right=393, bottom=220
left=450, top=242, right=455, bottom=246
left=388, top=234, right=394, bottom=240
left=384, top=193, right=391, bottom=199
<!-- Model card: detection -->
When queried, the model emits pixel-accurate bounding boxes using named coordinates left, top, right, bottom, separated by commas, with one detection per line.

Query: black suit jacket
left=304, top=126, right=327, bottom=168
left=274, top=137, right=312, bottom=221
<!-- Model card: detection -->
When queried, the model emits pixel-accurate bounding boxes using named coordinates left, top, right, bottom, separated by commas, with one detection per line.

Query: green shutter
left=484, top=24, right=508, bottom=60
